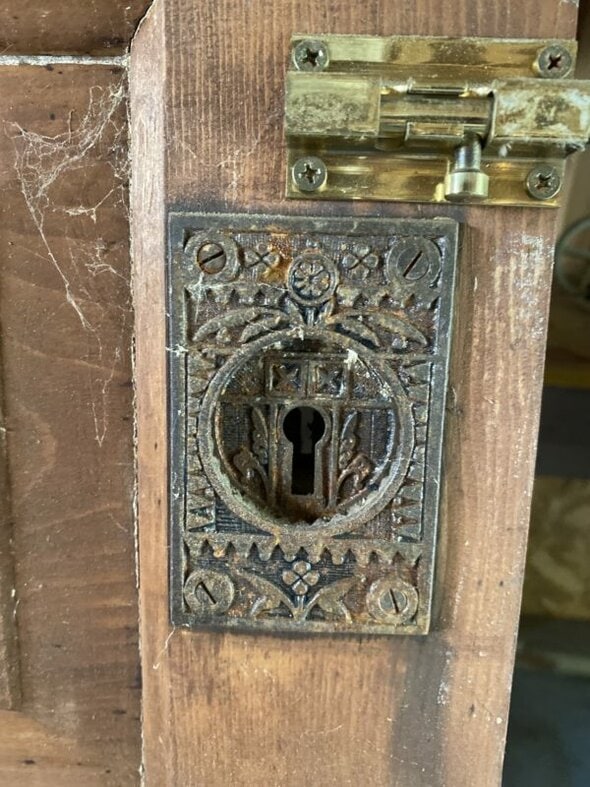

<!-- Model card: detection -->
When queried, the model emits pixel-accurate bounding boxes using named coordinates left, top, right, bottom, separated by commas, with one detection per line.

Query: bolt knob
left=444, top=170, right=490, bottom=202
left=444, top=133, right=489, bottom=203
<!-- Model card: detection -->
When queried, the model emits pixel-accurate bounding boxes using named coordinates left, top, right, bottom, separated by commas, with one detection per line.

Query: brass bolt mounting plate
left=285, top=36, right=589, bottom=207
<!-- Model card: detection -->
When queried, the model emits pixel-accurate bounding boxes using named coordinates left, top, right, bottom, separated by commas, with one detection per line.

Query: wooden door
left=130, top=1, right=579, bottom=785
left=0, top=0, right=581, bottom=784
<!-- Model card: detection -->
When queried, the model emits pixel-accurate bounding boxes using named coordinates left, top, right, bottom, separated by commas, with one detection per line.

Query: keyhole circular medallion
left=198, top=327, right=413, bottom=538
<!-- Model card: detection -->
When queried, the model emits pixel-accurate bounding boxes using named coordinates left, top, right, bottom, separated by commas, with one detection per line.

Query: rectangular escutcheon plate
left=168, top=212, right=458, bottom=635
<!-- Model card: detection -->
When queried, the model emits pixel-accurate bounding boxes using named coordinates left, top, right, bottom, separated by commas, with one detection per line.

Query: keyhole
left=283, top=407, right=325, bottom=495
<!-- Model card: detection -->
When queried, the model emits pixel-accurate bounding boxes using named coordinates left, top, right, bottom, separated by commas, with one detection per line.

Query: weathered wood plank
left=0, top=374, right=21, bottom=711
left=131, top=1, right=578, bottom=784
left=0, top=65, right=140, bottom=784
left=0, top=1, right=152, bottom=56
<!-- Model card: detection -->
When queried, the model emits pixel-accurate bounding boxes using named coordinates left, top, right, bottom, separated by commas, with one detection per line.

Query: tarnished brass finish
left=291, top=155, right=328, bottom=192
left=168, top=212, right=458, bottom=635
left=525, top=164, right=562, bottom=201
left=285, top=35, right=590, bottom=207
left=444, top=133, right=489, bottom=201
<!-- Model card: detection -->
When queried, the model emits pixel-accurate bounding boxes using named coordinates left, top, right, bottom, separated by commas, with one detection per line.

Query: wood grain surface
left=131, top=1, right=579, bottom=785
left=0, top=1, right=152, bottom=56
left=0, top=65, right=140, bottom=785
left=0, top=373, right=21, bottom=711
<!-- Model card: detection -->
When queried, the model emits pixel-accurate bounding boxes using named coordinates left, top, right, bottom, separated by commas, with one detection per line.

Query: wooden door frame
left=130, top=1, right=579, bottom=784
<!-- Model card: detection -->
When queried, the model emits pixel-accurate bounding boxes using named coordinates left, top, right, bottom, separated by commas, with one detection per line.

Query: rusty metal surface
left=168, top=212, right=458, bottom=635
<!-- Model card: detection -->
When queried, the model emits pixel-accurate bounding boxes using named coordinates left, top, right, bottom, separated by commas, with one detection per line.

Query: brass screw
left=292, top=39, right=329, bottom=72
left=535, top=44, right=573, bottom=79
left=525, top=164, right=562, bottom=201
left=196, top=242, right=227, bottom=274
left=292, top=156, right=328, bottom=192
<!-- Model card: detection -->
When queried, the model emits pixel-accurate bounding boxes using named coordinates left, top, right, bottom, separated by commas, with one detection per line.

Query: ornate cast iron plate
left=168, top=212, right=458, bottom=635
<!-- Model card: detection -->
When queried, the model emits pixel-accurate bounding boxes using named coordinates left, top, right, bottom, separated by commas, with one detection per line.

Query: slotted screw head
left=525, top=164, right=562, bottom=201
left=292, top=156, right=328, bottom=192
left=292, top=39, right=330, bottom=72
left=535, top=44, right=573, bottom=78
left=196, top=242, right=227, bottom=274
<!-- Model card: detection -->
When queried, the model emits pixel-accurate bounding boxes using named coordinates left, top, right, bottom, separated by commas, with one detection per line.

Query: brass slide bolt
left=444, top=134, right=489, bottom=202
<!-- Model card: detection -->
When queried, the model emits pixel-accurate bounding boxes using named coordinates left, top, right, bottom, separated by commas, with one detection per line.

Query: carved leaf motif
left=240, top=314, right=289, bottom=343
left=341, top=454, right=373, bottom=496
left=233, top=447, right=269, bottom=496
left=361, top=311, right=427, bottom=346
left=233, top=569, right=294, bottom=618
left=251, top=407, right=268, bottom=465
left=326, top=315, right=381, bottom=348
left=307, top=577, right=356, bottom=622
left=233, top=568, right=356, bottom=624
left=337, top=413, right=373, bottom=500
left=338, top=412, right=358, bottom=471
left=192, top=308, right=283, bottom=343
left=326, top=310, right=427, bottom=348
